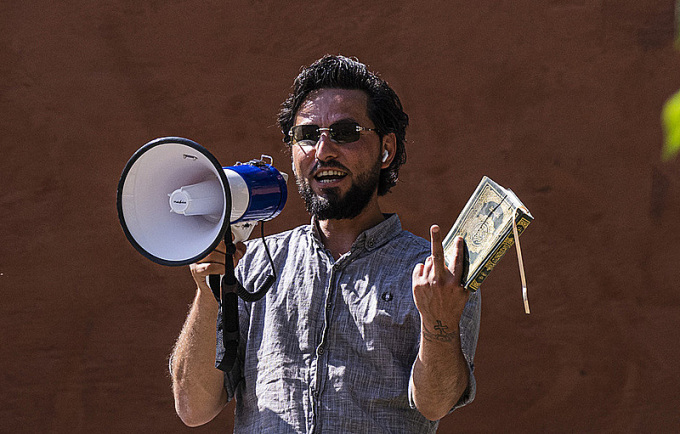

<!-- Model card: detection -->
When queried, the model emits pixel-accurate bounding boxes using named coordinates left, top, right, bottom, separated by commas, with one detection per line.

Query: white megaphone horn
left=116, top=136, right=288, bottom=266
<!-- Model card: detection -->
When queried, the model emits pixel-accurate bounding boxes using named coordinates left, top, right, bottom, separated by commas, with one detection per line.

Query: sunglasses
left=289, top=121, right=377, bottom=148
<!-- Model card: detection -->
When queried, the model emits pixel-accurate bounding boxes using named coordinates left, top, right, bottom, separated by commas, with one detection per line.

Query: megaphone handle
left=214, top=239, right=240, bottom=372
left=206, top=239, right=239, bottom=302
left=208, top=274, right=221, bottom=302
left=216, top=289, right=239, bottom=372
left=213, top=230, right=276, bottom=372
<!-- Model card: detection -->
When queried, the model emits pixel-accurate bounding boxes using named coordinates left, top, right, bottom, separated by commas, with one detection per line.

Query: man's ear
left=381, top=133, right=397, bottom=169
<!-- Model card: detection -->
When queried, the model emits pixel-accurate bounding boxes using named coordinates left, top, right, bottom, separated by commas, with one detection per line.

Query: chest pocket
left=335, top=273, right=420, bottom=367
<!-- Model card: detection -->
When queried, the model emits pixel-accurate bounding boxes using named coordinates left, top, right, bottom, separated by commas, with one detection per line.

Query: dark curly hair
left=278, top=55, right=409, bottom=196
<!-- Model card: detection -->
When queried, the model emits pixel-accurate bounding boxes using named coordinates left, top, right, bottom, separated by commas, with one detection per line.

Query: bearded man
left=170, top=55, right=481, bottom=433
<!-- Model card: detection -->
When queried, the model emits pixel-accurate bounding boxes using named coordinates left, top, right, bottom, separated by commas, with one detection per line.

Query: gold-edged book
left=443, top=177, right=533, bottom=295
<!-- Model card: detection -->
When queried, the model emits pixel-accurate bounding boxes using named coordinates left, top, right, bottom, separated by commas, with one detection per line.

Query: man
left=170, top=55, right=480, bottom=433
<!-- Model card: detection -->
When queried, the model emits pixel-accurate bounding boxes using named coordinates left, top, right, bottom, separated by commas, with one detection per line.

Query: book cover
left=442, top=177, right=533, bottom=294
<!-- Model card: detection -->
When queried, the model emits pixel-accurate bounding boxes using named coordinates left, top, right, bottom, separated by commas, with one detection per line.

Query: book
left=442, top=177, right=533, bottom=311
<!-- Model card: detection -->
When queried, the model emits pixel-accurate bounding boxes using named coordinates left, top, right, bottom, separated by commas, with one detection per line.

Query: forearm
left=410, top=229, right=472, bottom=420
left=171, top=287, right=228, bottom=426
left=410, top=318, right=469, bottom=421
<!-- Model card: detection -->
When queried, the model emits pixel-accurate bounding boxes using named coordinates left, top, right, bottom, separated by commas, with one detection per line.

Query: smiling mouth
left=314, top=170, right=347, bottom=184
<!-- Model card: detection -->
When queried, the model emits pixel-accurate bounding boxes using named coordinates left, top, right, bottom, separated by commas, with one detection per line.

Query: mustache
left=309, top=160, right=350, bottom=177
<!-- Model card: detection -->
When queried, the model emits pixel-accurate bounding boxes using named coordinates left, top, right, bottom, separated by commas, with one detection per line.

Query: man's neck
left=316, top=200, right=385, bottom=260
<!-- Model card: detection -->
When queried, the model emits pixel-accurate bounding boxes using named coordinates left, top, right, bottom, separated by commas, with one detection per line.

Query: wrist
left=196, top=282, right=219, bottom=306
left=420, top=318, right=460, bottom=346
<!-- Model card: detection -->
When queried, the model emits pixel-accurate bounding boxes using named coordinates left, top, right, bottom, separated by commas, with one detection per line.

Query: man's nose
left=314, top=131, right=339, bottom=161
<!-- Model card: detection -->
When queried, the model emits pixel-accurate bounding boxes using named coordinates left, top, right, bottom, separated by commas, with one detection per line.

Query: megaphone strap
left=209, top=274, right=221, bottom=303
left=213, top=223, right=278, bottom=373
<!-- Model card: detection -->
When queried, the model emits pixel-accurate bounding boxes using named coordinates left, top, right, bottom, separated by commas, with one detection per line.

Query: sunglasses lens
left=330, top=123, right=360, bottom=143
left=290, top=122, right=363, bottom=147
left=291, top=125, right=320, bottom=146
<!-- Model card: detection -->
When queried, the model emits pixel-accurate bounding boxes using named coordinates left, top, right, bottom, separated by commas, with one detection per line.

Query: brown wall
left=2, top=1, right=680, bottom=432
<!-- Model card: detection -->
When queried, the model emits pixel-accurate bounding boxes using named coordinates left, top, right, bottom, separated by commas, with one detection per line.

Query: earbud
left=382, top=150, right=389, bottom=163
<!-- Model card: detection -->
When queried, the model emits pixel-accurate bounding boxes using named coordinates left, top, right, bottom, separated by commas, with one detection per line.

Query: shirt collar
left=310, top=213, right=403, bottom=253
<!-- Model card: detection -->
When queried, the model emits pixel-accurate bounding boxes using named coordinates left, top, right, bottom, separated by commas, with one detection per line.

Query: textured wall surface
left=2, top=1, right=680, bottom=432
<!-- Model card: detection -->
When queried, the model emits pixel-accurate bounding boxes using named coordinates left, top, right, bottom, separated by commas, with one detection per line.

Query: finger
left=412, top=263, right=424, bottom=281
left=190, top=261, right=225, bottom=276
left=423, top=255, right=433, bottom=276
left=450, top=236, right=466, bottom=286
left=196, top=240, right=230, bottom=264
left=430, top=225, right=446, bottom=274
left=196, top=253, right=226, bottom=265
left=214, top=240, right=227, bottom=255
left=196, top=259, right=226, bottom=267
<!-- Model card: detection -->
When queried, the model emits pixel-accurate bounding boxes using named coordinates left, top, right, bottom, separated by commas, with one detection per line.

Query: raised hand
left=410, top=225, right=471, bottom=420
left=412, top=225, right=469, bottom=343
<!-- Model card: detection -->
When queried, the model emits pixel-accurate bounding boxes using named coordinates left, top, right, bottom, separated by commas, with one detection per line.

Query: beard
left=296, top=158, right=381, bottom=220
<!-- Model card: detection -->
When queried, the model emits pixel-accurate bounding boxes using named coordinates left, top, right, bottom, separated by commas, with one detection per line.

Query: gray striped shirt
left=217, top=214, right=480, bottom=433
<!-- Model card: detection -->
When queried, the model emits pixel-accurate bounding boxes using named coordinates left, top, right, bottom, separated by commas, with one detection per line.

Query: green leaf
left=662, top=89, right=680, bottom=161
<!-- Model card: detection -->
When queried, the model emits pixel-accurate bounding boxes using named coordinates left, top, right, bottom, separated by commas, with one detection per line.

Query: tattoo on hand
left=423, top=320, right=457, bottom=343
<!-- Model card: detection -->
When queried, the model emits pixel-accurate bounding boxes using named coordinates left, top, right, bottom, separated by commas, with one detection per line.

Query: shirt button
left=367, top=238, right=375, bottom=248
left=317, top=347, right=324, bottom=355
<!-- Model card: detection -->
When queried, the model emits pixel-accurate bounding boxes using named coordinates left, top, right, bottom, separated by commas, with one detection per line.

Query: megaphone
left=116, top=136, right=288, bottom=266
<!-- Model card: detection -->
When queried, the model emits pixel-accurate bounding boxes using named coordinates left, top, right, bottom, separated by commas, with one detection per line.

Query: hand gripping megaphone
left=117, top=136, right=288, bottom=372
